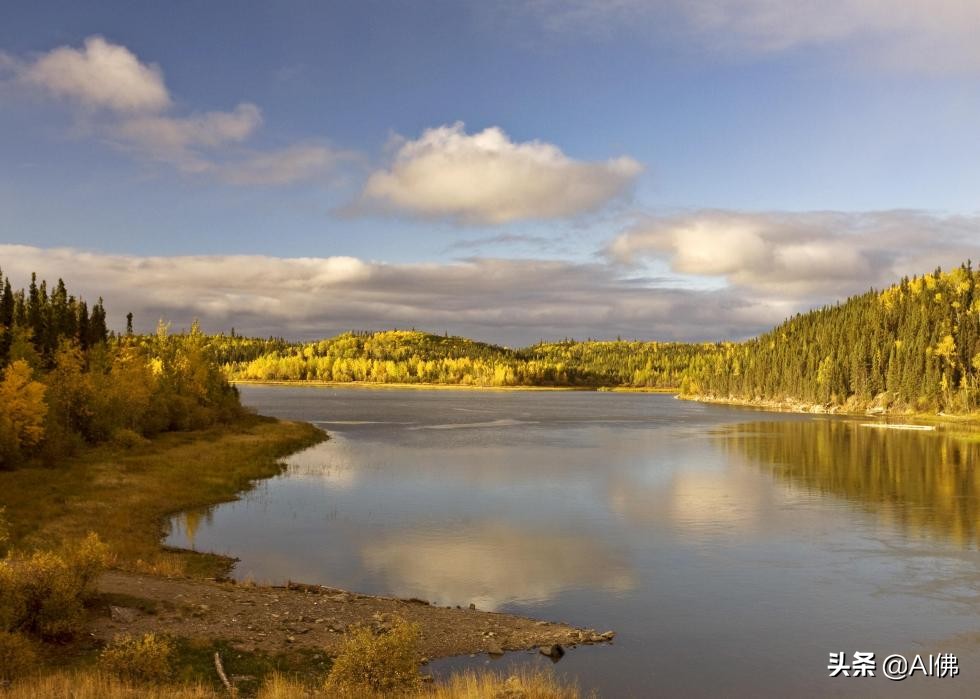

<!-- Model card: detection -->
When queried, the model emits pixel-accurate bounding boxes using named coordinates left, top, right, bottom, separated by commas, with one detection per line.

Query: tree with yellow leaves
left=0, top=360, right=47, bottom=467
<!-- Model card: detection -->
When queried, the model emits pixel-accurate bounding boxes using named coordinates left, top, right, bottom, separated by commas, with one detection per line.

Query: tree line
left=681, top=263, right=980, bottom=412
left=0, top=270, right=242, bottom=469
left=213, top=330, right=715, bottom=388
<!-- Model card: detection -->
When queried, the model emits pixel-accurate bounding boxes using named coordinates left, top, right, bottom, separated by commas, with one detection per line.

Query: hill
left=680, top=263, right=980, bottom=413
left=212, top=330, right=713, bottom=389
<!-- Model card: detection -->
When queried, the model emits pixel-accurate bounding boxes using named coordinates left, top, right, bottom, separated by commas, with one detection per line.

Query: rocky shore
left=680, top=394, right=849, bottom=414
left=94, top=571, right=615, bottom=660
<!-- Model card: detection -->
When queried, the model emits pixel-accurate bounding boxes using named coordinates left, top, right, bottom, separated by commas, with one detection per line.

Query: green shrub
left=98, top=633, right=175, bottom=683
left=0, top=532, right=110, bottom=639
left=324, top=617, right=422, bottom=695
left=0, top=630, right=39, bottom=681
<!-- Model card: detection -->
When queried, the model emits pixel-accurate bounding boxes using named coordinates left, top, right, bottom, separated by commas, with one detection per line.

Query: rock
left=539, top=644, right=565, bottom=661
left=599, top=631, right=615, bottom=641
left=109, top=606, right=138, bottom=623
left=487, top=641, right=504, bottom=656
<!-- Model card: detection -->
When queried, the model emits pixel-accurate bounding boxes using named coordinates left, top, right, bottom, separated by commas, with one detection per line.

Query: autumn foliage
left=0, top=269, right=243, bottom=468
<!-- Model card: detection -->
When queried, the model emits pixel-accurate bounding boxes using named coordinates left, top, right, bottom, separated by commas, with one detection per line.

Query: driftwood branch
left=214, top=651, right=236, bottom=696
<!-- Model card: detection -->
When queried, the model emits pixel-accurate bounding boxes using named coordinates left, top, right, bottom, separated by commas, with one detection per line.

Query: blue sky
left=3, top=1, right=980, bottom=342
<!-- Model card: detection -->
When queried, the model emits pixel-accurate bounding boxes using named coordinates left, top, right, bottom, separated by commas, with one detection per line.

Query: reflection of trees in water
left=174, top=507, right=216, bottom=549
left=719, top=420, right=980, bottom=548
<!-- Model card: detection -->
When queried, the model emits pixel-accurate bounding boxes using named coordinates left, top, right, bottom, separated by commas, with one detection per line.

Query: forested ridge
left=0, top=270, right=242, bottom=469
left=213, top=331, right=714, bottom=388
left=681, top=263, right=980, bottom=412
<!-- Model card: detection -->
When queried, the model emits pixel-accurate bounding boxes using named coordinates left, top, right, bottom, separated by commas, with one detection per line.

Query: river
left=166, top=385, right=980, bottom=697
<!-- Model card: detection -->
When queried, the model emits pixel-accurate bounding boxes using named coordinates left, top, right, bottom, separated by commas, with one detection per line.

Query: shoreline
left=94, top=571, right=613, bottom=663
left=680, top=393, right=980, bottom=430
left=2, top=414, right=614, bottom=690
left=232, top=378, right=678, bottom=394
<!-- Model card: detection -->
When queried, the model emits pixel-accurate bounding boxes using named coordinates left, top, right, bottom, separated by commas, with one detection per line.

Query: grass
left=0, top=667, right=584, bottom=698
left=0, top=414, right=325, bottom=578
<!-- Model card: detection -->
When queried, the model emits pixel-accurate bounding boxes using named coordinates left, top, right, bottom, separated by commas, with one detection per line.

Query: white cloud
left=357, top=122, right=642, bottom=224
left=0, top=244, right=777, bottom=343
left=113, top=103, right=263, bottom=171
left=686, top=0, right=980, bottom=72
left=117, top=103, right=262, bottom=150
left=517, top=0, right=980, bottom=73
left=9, top=213, right=980, bottom=344
left=608, top=210, right=980, bottom=299
left=19, top=35, right=170, bottom=113
left=6, top=37, right=344, bottom=186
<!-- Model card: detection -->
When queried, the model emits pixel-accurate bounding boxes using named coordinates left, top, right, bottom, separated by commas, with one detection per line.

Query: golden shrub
left=0, top=532, right=110, bottom=638
left=324, top=617, right=422, bottom=694
left=111, top=428, right=150, bottom=450
left=97, top=633, right=175, bottom=683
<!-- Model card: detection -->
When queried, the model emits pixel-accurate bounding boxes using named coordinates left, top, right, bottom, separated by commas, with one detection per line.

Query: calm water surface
left=167, top=386, right=980, bottom=697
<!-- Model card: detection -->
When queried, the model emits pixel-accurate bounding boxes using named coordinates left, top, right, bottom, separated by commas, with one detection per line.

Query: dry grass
left=131, top=551, right=190, bottom=578
left=0, top=672, right=217, bottom=698
left=0, top=667, right=583, bottom=698
left=426, top=668, right=584, bottom=698
left=0, top=415, right=324, bottom=577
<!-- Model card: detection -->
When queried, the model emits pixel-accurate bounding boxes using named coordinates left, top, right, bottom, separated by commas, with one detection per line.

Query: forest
left=0, top=270, right=241, bottom=469
left=212, top=331, right=715, bottom=389
left=681, top=263, right=980, bottom=413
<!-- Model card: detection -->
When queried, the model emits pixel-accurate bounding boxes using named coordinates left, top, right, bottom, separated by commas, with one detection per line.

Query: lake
left=166, top=385, right=980, bottom=697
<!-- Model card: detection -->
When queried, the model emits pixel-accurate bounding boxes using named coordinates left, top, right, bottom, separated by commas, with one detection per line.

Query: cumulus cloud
left=5, top=36, right=343, bottom=185
left=356, top=122, right=642, bottom=224
left=516, top=0, right=980, bottom=73
left=17, top=35, right=170, bottom=112
left=0, top=244, right=780, bottom=344
left=608, top=210, right=980, bottom=299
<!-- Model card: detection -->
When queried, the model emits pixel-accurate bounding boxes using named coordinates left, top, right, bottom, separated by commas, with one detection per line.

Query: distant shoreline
left=232, top=379, right=679, bottom=394
left=680, top=393, right=980, bottom=431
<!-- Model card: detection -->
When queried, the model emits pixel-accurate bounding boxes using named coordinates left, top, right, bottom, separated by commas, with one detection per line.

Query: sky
left=2, top=1, right=980, bottom=344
